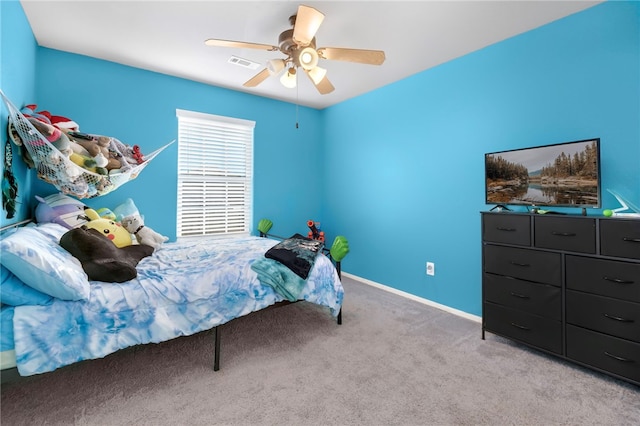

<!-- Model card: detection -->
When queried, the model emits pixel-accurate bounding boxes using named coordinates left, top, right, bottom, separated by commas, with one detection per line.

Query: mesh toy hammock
left=1, top=90, right=172, bottom=199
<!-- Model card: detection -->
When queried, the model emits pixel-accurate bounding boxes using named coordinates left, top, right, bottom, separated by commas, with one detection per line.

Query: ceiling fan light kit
left=307, top=66, right=327, bottom=85
left=267, top=58, right=286, bottom=76
left=298, top=47, right=319, bottom=70
left=280, top=67, right=297, bottom=88
left=205, top=4, right=385, bottom=95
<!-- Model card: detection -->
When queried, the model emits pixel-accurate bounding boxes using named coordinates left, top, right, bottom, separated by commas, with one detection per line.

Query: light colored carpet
left=1, top=276, right=639, bottom=425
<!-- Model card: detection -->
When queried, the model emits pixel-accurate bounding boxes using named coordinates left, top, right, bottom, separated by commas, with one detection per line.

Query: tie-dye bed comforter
left=11, top=236, right=344, bottom=376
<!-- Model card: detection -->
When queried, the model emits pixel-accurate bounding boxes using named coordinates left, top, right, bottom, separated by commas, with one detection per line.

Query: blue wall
left=321, top=1, right=639, bottom=315
left=2, top=1, right=638, bottom=316
left=0, top=0, right=37, bottom=224
left=32, top=49, right=324, bottom=240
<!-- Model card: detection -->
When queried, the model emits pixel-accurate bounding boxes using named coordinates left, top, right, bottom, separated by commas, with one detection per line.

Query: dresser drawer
left=567, top=325, right=640, bottom=383
left=484, top=303, right=561, bottom=354
left=566, top=255, right=640, bottom=302
left=566, top=290, right=640, bottom=342
left=534, top=216, right=596, bottom=253
left=482, top=214, right=531, bottom=246
left=483, top=245, right=561, bottom=285
left=484, top=273, right=561, bottom=320
left=600, top=219, right=640, bottom=260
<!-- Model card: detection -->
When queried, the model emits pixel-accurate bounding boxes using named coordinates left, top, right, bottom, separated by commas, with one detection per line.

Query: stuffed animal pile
left=8, top=104, right=150, bottom=198
left=36, top=194, right=169, bottom=283
left=18, top=104, right=147, bottom=173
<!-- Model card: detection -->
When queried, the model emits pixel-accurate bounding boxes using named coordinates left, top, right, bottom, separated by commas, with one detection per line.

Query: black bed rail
left=211, top=231, right=344, bottom=371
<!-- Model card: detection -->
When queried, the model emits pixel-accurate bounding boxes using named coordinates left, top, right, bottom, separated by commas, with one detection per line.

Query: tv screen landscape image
left=485, top=138, right=601, bottom=208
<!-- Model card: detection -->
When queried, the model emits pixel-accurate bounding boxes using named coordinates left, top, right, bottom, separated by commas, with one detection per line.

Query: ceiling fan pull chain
left=296, top=74, right=299, bottom=129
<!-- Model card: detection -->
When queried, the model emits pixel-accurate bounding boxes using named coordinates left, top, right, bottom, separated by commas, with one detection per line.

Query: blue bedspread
left=11, top=236, right=343, bottom=376
left=251, top=258, right=307, bottom=301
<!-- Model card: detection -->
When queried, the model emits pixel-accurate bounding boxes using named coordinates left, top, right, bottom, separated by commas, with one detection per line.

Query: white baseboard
left=1, top=349, right=16, bottom=370
left=342, top=272, right=482, bottom=324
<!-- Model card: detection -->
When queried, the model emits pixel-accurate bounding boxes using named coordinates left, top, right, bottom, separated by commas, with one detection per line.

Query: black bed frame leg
left=335, top=260, right=343, bottom=326
left=213, top=326, right=220, bottom=371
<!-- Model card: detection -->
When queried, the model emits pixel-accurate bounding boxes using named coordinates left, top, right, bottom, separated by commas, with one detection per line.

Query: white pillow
left=29, top=222, right=69, bottom=242
left=0, top=225, right=90, bottom=300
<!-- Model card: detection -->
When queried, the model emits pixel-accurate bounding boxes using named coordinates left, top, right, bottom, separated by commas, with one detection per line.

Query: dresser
left=481, top=212, right=640, bottom=386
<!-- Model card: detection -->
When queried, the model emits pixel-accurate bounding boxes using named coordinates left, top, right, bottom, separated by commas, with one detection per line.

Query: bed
left=0, top=221, right=344, bottom=380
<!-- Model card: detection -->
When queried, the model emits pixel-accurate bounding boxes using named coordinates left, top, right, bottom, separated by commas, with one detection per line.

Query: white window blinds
left=176, top=109, right=254, bottom=237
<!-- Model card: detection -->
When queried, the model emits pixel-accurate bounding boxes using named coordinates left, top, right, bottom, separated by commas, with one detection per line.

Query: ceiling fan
left=204, top=4, right=385, bottom=95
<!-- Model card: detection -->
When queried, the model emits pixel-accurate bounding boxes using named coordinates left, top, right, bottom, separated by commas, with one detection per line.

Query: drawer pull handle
left=509, top=261, right=530, bottom=267
left=510, top=322, right=530, bottom=331
left=622, top=237, right=640, bottom=243
left=496, top=227, right=516, bottom=232
left=603, top=276, right=634, bottom=285
left=604, top=352, right=635, bottom=363
left=510, top=292, right=530, bottom=299
left=551, top=231, right=576, bottom=237
left=603, top=313, right=634, bottom=323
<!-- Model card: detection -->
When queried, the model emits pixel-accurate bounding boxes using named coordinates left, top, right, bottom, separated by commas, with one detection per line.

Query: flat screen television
left=485, top=138, right=601, bottom=209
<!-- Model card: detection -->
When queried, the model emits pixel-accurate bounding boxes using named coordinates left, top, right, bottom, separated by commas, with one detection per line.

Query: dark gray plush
left=60, top=225, right=154, bottom=283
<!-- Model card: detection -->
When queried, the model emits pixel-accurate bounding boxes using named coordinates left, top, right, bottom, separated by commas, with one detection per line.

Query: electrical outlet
left=426, top=262, right=435, bottom=276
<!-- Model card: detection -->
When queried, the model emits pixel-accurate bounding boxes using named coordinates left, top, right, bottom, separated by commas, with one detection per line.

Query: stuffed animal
left=69, top=152, right=108, bottom=175
left=21, top=104, right=52, bottom=125
left=27, top=117, right=72, bottom=156
left=34, top=193, right=88, bottom=229
left=111, top=138, right=142, bottom=168
left=112, top=198, right=140, bottom=222
left=21, top=104, right=79, bottom=131
left=13, top=105, right=78, bottom=168
left=82, top=208, right=133, bottom=248
left=121, top=214, right=168, bottom=250
left=65, top=132, right=122, bottom=170
left=96, top=207, right=116, bottom=221
left=94, top=135, right=123, bottom=170
left=60, top=225, right=154, bottom=282
left=131, top=145, right=145, bottom=164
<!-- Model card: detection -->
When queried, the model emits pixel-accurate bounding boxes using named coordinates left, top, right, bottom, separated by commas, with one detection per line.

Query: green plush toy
left=257, top=218, right=273, bottom=235
left=330, top=235, right=350, bottom=262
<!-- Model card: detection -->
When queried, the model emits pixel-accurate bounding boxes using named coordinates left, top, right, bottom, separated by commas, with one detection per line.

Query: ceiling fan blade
left=305, top=71, right=334, bottom=95
left=315, top=76, right=335, bottom=95
left=205, top=38, right=278, bottom=51
left=243, top=68, right=271, bottom=88
left=292, top=5, right=325, bottom=47
left=317, top=47, right=385, bottom=65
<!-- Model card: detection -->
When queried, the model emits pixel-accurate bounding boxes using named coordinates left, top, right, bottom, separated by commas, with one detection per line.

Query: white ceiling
left=20, top=0, right=602, bottom=110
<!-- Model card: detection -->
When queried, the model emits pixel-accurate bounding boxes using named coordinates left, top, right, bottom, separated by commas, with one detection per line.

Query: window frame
left=175, top=108, right=255, bottom=238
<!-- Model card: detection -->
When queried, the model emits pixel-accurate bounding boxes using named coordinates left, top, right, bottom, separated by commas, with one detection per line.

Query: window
left=176, top=109, right=254, bottom=237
